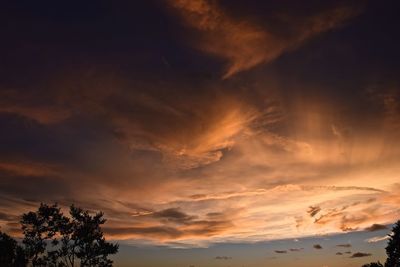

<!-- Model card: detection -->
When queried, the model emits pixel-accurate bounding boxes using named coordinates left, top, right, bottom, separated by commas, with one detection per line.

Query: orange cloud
left=0, top=90, right=71, bottom=124
left=0, top=161, right=58, bottom=177
left=169, top=0, right=360, bottom=79
left=0, top=69, right=398, bottom=248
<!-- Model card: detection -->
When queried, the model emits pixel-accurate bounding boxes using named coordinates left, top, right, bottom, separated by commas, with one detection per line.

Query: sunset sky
left=1, top=0, right=400, bottom=266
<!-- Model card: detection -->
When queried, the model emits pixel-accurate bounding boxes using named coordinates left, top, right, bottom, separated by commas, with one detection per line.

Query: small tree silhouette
left=361, top=262, right=383, bottom=267
left=362, top=220, right=400, bottom=267
left=0, top=231, right=27, bottom=267
left=20, top=203, right=118, bottom=267
left=385, top=220, right=400, bottom=267
left=21, top=203, right=66, bottom=266
left=62, top=205, right=119, bottom=267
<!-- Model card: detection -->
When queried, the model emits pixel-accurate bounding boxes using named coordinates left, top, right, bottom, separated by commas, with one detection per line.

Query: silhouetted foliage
left=361, top=262, right=383, bottom=267
left=61, top=205, right=119, bottom=267
left=21, top=203, right=67, bottom=266
left=385, top=220, right=400, bottom=267
left=20, top=203, right=118, bottom=267
left=362, top=220, right=400, bottom=267
left=0, top=231, right=27, bottom=267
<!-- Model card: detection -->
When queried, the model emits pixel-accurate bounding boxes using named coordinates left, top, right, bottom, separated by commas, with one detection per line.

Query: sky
left=0, top=0, right=400, bottom=266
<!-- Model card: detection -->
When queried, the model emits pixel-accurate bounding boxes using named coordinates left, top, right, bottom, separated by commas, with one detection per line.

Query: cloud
left=215, top=256, right=231, bottom=260
left=289, top=248, right=304, bottom=252
left=0, top=212, right=17, bottom=222
left=152, top=208, right=196, bottom=224
left=336, top=244, right=351, bottom=248
left=350, top=252, right=372, bottom=258
left=365, top=236, right=390, bottom=243
left=104, top=226, right=183, bottom=239
left=336, top=252, right=343, bottom=255
left=0, top=80, right=262, bottom=170
left=365, top=224, right=388, bottom=232
left=103, top=206, right=234, bottom=242
left=92, top=86, right=260, bottom=169
left=308, top=206, right=321, bottom=217
left=0, top=90, right=71, bottom=124
left=300, top=194, right=396, bottom=234
left=0, top=16, right=398, bottom=250
left=0, top=160, right=58, bottom=177
left=313, top=244, right=323, bottom=249
left=274, top=250, right=287, bottom=254
left=168, top=0, right=360, bottom=79
left=0, top=0, right=400, bottom=251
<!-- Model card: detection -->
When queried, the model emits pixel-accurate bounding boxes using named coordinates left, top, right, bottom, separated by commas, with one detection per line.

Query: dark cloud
left=0, top=212, right=17, bottom=222
left=313, top=244, right=323, bottom=249
left=0, top=173, right=71, bottom=201
left=152, top=208, right=196, bottom=224
left=289, top=248, right=304, bottom=252
left=104, top=217, right=233, bottom=240
left=215, top=256, right=231, bottom=260
left=104, top=226, right=183, bottom=239
left=365, top=224, right=388, bottom=232
left=350, top=252, right=372, bottom=258
left=336, top=252, right=343, bottom=255
left=274, top=250, right=287, bottom=254
left=308, top=206, right=321, bottom=217
left=183, top=219, right=233, bottom=237
left=206, top=212, right=224, bottom=217
left=336, top=244, right=352, bottom=248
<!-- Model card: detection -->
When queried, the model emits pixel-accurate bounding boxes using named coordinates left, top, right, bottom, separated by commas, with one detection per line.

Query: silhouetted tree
left=21, top=203, right=67, bottom=266
left=361, top=262, right=383, bottom=267
left=20, top=203, right=118, bottom=267
left=385, top=220, right=400, bottom=267
left=0, top=231, right=28, bottom=267
left=67, top=205, right=118, bottom=267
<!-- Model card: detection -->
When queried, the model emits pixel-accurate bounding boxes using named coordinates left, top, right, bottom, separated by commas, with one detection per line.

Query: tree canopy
left=0, top=231, right=27, bottom=267
left=362, top=220, right=400, bottom=267
left=361, top=262, right=383, bottom=267
left=385, top=220, right=400, bottom=267
left=1, top=203, right=118, bottom=267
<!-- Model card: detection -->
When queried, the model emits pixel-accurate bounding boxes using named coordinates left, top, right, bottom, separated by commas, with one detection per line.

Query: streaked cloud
left=336, top=244, right=352, bottom=248
left=365, top=224, right=388, bottom=232
left=365, top=236, right=390, bottom=243
left=350, top=252, right=372, bottom=258
left=0, top=90, right=71, bottom=124
left=0, top=0, right=398, bottom=252
left=289, top=248, right=304, bottom=252
left=168, top=0, right=360, bottom=78
left=215, top=256, right=231, bottom=260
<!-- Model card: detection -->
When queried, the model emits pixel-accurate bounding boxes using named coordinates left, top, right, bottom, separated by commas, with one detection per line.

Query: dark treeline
left=362, top=220, right=400, bottom=267
left=0, top=203, right=118, bottom=267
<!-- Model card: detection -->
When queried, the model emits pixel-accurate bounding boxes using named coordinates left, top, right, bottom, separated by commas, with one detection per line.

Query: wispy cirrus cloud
left=365, top=236, right=390, bottom=243
left=168, top=0, right=361, bottom=79
left=0, top=33, right=399, bottom=249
